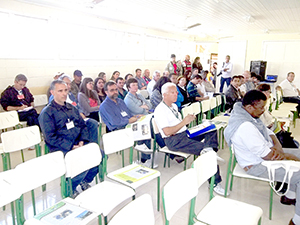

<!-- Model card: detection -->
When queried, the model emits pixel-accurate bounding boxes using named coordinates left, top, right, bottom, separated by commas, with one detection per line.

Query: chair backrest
left=201, top=99, right=211, bottom=113
left=12, top=151, right=66, bottom=194
left=33, top=94, right=48, bottom=107
left=192, top=151, right=217, bottom=188
left=1, top=125, right=41, bottom=153
left=210, top=97, right=217, bottom=110
left=181, top=104, right=193, bottom=118
left=152, top=118, right=160, bottom=135
left=0, top=169, right=21, bottom=207
left=216, top=95, right=222, bottom=107
left=191, top=102, right=201, bottom=116
left=0, top=110, right=20, bottom=130
left=65, top=143, right=102, bottom=179
left=162, top=168, right=198, bottom=221
left=108, top=194, right=155, bottom=225
left=103, top=128, right=134, bottom=155
left=139, top=90, right=149, bottom=99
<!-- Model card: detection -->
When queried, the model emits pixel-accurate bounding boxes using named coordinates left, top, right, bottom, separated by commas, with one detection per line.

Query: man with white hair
left=147, top=70, right=161, bottom=96
left=154, top=82, right=227, bottom=196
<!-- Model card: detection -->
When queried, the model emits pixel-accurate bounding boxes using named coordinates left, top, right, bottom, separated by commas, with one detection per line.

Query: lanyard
left=163, top=101, right=180, bottom=120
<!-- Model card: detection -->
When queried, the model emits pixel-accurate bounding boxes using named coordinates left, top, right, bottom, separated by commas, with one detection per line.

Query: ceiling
left=17, top=0, right=300, bottom=39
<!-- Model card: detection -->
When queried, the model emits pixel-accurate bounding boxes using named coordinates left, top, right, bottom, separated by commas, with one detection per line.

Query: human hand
left=19, top=105, right=28, bottom=110
left=140, top=104, right=149, bottom=110
left=183, top=114, right=196, bottom=125
left=270, top=148, right=285, bottom=160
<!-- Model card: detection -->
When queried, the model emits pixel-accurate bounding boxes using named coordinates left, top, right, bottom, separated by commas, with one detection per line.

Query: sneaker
left=201, top=147, right=225, bottom=164
left=135, top=144, right=152, bottom=153
left=142, top=158, right=158, bottom=169
left=72, top=190, right=80, bottom=199
left=213, top=183, right=229, bottom=197
left=80, top=180, right=91, bottom=191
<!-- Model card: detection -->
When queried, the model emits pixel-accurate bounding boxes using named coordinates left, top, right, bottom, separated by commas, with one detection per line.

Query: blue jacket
left=39, top=100, right=90, bottom=155
left=124, top=92, right=151, bottom=115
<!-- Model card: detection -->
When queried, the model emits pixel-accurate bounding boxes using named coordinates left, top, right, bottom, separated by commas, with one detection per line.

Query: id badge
left=17, top=94, right=24, bottom=100
left=121, top=111, right=128, bottom=117
left=66, top=121, right=75, bottom=130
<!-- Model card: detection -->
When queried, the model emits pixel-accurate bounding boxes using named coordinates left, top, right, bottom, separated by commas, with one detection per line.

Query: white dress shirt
left=279, top=79, right=299, bottom=97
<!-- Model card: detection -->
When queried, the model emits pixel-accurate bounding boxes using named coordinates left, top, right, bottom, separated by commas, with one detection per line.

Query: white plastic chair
left=200, top=99, right=211, bottom=121
left=225, top=145, right=273, bottom=219
left=0, top=169, right=22, bottom=225
left=103, top=128, right=161, bottom=212
left=7, top=151, right=66, bottom=224
left=1, top=125, right=42, bottom=170
left=65, top=143, right=135, bottom=225
left=33, top=94, right=48, bottom=114
left=108, top=194, right=155, bottom=225
left=139, top=89, right=149, bottom=99
left=192, top=151, right=263, bottom=225
left=162, top=168, right=198, bottom=225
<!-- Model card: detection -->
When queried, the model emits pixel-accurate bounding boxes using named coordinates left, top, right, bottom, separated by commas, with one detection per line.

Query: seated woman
left=98, top=72, right=106, bottom=82
left=150, top=76, right=171, bottom=110
left=110, top=71, right=120, bottom=82
left=94, top=77, right=107, bottom=103
left=124, top=78, right=152, bottom=115
left=78, top=77, right=100, bottom=121
left=175, top=75, right=194, bottom=109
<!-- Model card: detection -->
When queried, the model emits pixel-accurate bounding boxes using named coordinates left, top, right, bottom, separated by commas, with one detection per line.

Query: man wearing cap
left=165, top=54, right=180, bottom=75
left=0, top=74, right=39, bottom=127
left=70, top=70, right=83, bottom=100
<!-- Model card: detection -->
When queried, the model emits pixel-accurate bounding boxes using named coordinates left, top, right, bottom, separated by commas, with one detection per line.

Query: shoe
left=72, top=190, right=80, bottom=199
left=142, top=159, right=158, bottom=169
left=289, top=219, right=295, bottom=225
left=175, top=156, right=185, bottom=164
left=281, top=196, right=296, bottom=206
left=213, top=183, right=229, bottom=197
left=135, top=144, right=152, bottom=153
left=80, top=180, right=91, bottom=191
left=201, top=147, right=225, bottom=164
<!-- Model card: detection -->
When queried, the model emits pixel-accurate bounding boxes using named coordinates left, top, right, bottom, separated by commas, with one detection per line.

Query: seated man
left=116, top=77, right=128, bottom=100
left=224, top=90, right=300, bottom=225
left=187, top=74, right=209, bottom=102
left=154, top=82, right=227, bottom=196
left=279, top=72, right=300, bottom=115
left=240, top=70, right=255, bottom=96
left=147, top=70, right=160, bottom=97
left=39, top=80, right=98, bottom=198
left=70, top=70, right=83, bottom=100
left=225, top=75, right=242, bottom=112
left=100, top=81, right=165, bottom=167
left=49, top=74, right=99, bottom=144
left=0, top=74, right=39, bottom=127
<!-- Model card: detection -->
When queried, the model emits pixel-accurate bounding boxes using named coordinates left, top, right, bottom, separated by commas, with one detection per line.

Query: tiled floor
left=1, top=120, right=300, bottom=225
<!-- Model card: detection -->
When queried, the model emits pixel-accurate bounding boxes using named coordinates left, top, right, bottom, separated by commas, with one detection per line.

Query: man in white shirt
left=279, top=72, right=300, bottom=115
left=154, top=82, right=227, bottom=196
left=224, top=90, right=300, bottom=225
left=219, top=55, right=233, bottom=93
left=147, top=70, right=160, bottom=97
left=240, top=70, right=255, bottom=96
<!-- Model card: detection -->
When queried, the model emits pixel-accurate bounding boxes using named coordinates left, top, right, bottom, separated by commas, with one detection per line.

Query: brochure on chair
left=126, top=114, right=153, bottom=141
left=113, top=164, right=158, bottom=184
left=33, top=200, right=95, bottom=225
left=186, top=120, right=216, bottom=138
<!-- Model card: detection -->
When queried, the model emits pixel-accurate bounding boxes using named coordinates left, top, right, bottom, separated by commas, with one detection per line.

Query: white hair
left=153, top=70, right=161, bottom=77
left=58, top=74, right=72, bottom=81
left=161, top=82, right=176, bottom=95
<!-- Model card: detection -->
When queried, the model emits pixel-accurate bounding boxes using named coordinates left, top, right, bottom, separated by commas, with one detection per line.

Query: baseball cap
left=171, top=54, right=176, bottom=58
left=74, top=70, right=83, bottom=77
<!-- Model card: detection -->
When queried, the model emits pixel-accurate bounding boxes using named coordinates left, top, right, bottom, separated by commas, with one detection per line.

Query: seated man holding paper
left=224, top=90, right=300, bottom=225
left=0, top=74, right=39, bottom=127
left=154, top=82, right=227, bottom=196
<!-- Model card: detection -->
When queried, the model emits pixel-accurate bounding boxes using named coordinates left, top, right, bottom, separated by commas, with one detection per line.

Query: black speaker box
left=250, top=61, right=267, bottom=80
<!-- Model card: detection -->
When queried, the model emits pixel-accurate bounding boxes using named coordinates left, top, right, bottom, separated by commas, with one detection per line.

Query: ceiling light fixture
left=245, top=15, right=255, bottom=23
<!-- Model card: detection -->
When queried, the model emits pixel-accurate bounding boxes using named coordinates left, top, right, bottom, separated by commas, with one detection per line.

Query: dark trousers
left=164, top=130, right=221, bottom=184
left=18, top=108, right=39, bottom=127
left=88, top=111, right=100, bottom=122
left=72, top=166, right=99, bottom=191
left=220, top=77, right=231, bottom=93
left=283, top=96, right=300, bottom=114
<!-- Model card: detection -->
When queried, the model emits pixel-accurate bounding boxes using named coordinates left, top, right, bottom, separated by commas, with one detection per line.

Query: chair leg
left=104, top=216, right=108, bottom=225
left=157, top=177, right=160, bottom=211
left=98, top=215, right=102, bottom=225
left=184, top=159, right=187, bottom=171
left=10, top=202, right=16, bottom=225
left=188, top=198, right=197, bottom=225
left=163, top=154, right=167, bottom=168
left=31, top=190, right=36, bottom=215
left=269, top=187, right=273, bottom=220
left=21, top=150, right=25, bottom=163
left=258, top=217, right=262, bottom=225
left=224, top=157, right=232, bottom=198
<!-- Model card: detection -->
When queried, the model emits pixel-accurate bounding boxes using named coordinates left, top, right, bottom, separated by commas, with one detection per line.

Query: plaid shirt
left=187, top=81, right=200, bottom=98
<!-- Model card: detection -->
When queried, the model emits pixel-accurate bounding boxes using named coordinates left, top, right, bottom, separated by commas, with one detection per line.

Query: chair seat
left=159, top=146, right=191, bottom=159
left=75, top=180, right=135, bottom=216
left=196, top=196, right=263, bottom=225
left=107, top=163, right=160, bottom=189
left=271, top=110, right=292, bottom=118
left=233, top=164, right=270, bottom=182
